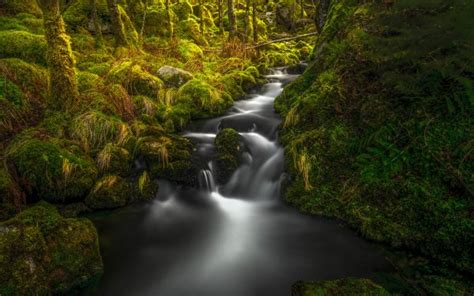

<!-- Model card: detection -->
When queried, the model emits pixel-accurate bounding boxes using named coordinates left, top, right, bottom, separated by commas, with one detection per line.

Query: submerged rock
left=157, top=66, right=194, bottom=87
left=0, top=202, right=103, bottom=294
left=292, top=278, right=390, bottom=296
left=214, top=128, right=243, bottom=184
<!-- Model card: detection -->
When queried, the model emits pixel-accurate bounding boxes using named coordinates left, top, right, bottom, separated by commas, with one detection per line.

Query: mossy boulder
left=85, top=175, right=131, bottom=210
left=1, top=0, right=42, bottom=16
left=178, top=79, right=232, bottom=117
left=214, top=128, right=243, bottom=183
left=143, top=6, right=175, bottom=37
left=292, top=278, right=391, bottom=296
left=6, top=137, right=98, bottom=204
left=157, top=66, right=194, bottom=88
left=138, top=135, right=198, bottom=186
left=108, top=62, right=164, bottom=97
left=132, top=171, right=158, bottom=201
left=0, top=202, right=103, bottom=295
left=0, top=30, right=47, bottom=65
left=96, top=144, right=131, bottom=177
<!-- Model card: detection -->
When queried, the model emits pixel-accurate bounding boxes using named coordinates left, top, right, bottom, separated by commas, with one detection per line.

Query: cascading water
left=93, top=67, right=391, bottom=296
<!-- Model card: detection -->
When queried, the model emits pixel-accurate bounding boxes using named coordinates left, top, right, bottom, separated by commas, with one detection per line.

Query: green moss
left=108, top=62, right=164, bottom=97
left=85, top=175, right=131, bottom=209
left=277, top=0, right=474, bottom=279
left=177, top=18, right=208, bottom=46
left=0, top=31, right=47, bottom=65
left=96, top=143, right=131, bottom=177
left=176, top=40, right=204, bottom=62
left=214, top=128, right=242, bottom=183
left=6, top=137, right=98, bottom=204
left=292, top=278, right=391, bottom=296
left=0, top=202, right=102, bottom=294
left=172, top=0, right=193, bottom=19
left=178, top=79, right=232, bottom=117
left=143, top=5, right=175, bottom=37
left=132, top=170, right=158, bottom=201
left=1, top=0, right=41, bottom=16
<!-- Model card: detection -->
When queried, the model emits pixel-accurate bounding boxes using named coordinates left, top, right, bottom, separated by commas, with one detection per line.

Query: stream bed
left=91, top=68, right=391, bottom=296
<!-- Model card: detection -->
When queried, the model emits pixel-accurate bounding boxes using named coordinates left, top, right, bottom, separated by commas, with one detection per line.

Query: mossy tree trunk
left=198, top=0, right=204, bottom=34
left=90, top=0, right=105, bottom=48
left=252, top=0, right=258, bottom=43
left=107, top=0, right=129, bottom=47
left=37, top=0, right=79, bottom=110
left=227, top=0, right=236, bottom=38
left=218, top=0, right=224, bottom=34
left=244, top=0, right=250, bottom=42
left=165, top=0, right=173, bottom=39
left=315, top=0, right=330, bottom=33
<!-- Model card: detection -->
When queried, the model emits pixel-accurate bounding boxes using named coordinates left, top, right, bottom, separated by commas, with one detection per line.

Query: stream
left=92, top=68, right=391, bottom=296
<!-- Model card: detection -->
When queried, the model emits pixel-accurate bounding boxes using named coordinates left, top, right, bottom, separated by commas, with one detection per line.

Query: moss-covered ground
left=275, top=0, right=473, bottom=294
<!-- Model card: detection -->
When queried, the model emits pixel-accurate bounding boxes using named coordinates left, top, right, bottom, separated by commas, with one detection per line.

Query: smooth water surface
left=93, top=68, right=391, bottom=296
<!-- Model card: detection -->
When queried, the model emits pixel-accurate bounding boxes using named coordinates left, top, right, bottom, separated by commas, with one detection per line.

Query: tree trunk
left=165, top=0, right=173, bottom=39
left=199, top=0, right=204, bottom=34
left=106, top=0, right=128, bottom=47
left=37, top=0, right=78, bottom=110
left=244, top=0, right=250, bottom=41
left=218, top=0, right=223, bottom=34
left=315, top=0, right=330, bottom=33
left=140, top=0, right=148, bottom=39
left=90, top=0, right=104, bottom=48
left=252, top=0, right=258, bottom=43
left=227, top=0, right=236, bottom=38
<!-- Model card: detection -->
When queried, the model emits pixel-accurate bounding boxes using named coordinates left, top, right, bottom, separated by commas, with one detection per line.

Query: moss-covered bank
left=276, top=0, right=473, bottom=293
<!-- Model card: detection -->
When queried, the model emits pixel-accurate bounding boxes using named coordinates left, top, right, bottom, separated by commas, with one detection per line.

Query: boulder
left=85, top=175, right=131, bottom=210
left=0, top=202, right=103, bottom=294
left=157, top=66, right=194, bottom=87
left=214, top=128, right=243, bottom=184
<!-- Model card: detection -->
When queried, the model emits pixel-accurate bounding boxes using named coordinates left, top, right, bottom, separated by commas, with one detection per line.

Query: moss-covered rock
left=108, top=62, right=164, bottom=97
left=6, top=137, right=98, bottom=204
left=172, top=0, right=193, bottom=19
left=0, top=30, right=47, bottom=65
left=178, top=79, right=232, bottom=117
left=214, top=128, right=243, bottom=183
left=0, top=202, right=102, bottom=294
left=292, top=278, right=391, bottom=296
left=157, top=65, right=194, bottom=88
left=132, top=170, right=158, bottom=201
left=85, top=175, right=131, bottom=210
left=1, top=0, right=42, bottom=17
left=96, top=143, right=131, bottom=177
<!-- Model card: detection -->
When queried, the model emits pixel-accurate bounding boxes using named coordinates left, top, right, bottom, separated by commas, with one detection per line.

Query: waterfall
left=199, top=169, right=216, bottom=192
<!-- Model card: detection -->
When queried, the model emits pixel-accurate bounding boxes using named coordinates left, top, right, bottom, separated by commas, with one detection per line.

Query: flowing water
left=92, top=68, right=391, bottom=296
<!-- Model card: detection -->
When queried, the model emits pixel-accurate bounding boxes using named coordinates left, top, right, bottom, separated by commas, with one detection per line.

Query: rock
left=157, top=66, right=194, bottom=87
left=292, top=278, right=391, bottom=296
left=85, top=175, right=131, bottom=210
left=286, top=62, right=308, bottom=75
left=0, top=202, right=103, bottom=294
left=214, top=128, right=243, bottom=184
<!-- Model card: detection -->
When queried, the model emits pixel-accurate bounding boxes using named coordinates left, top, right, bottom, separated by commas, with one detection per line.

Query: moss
left=6, top=137, right=98, bottom=204
left=176, top=40, right=204, bottom=62
left=143, top=5, right=175, bottom=37
left=108, top=62, right=164, bottom=97
left=178, top=79, right=232, bottom=117
left=277, top=0, right=474, bottom=279
left=39, top=0, right=79, bottom=110
left=85, top=175, right=131, bottom=210
left=77, top=71, right=103, bottom=92
left=172, top=0, right=193, bottom=19
left=292, top=278, right=391, bottom=296
left=96, top=143, right=131, bottom=177
left=0, top=31, right=47, bottom=65
left=132, top=170, right=158, bottom=201
left=177, top=18, right=208, bottom=46
left=214, top=128, right=243, bottom=183
left=0, top=202, right=102, bottom=294
left=71, top=110, right=131, bottom=152
left=1, top=0, right=42, bottom=16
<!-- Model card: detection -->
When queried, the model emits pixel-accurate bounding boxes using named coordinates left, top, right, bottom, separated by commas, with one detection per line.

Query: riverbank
left=275, top=0, right=473, bottom=294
